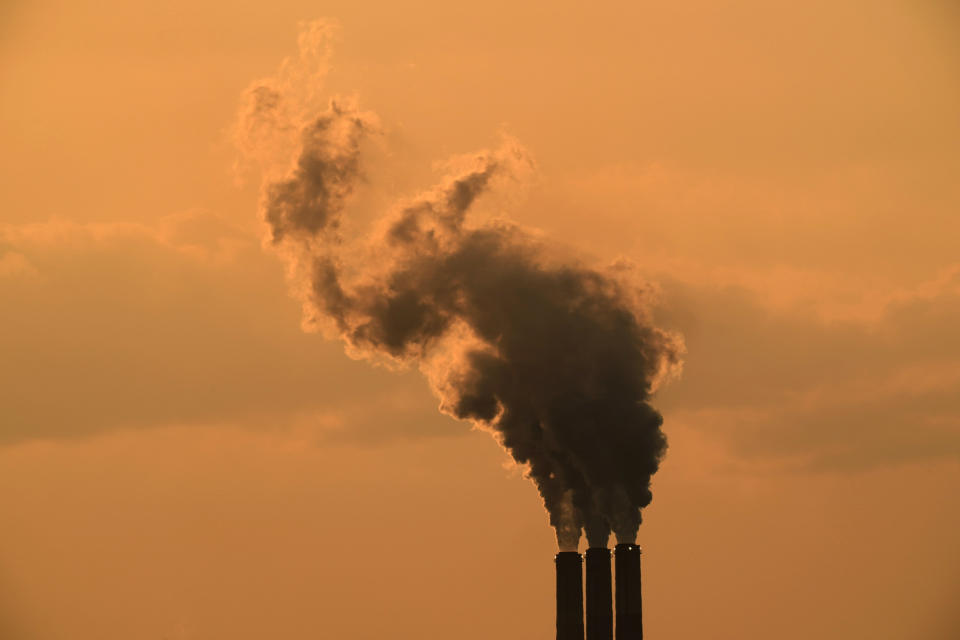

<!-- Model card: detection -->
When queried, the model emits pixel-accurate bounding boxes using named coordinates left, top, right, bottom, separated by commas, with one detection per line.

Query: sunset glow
left=1, top=2, right=958, bottom=639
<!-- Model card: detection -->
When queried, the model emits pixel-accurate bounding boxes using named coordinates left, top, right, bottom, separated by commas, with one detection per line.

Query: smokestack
left=555, top=551, right=585, bottom=640
left=585, top=548, right=613, bottom=640
left=614, top=544, right=643, bottom=640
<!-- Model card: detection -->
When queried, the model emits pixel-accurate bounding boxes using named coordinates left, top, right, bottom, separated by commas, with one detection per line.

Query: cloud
left=4, top=207, right=956, bottom=475
left=0, top=251, right=37, bottom=279
left=0, top=211, right=447, bottom=447
left=656, top=268, right=960, bottom=470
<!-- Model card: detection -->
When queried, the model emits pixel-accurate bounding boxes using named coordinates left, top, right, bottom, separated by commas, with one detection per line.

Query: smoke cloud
left=236, top=21, right=683, bottom=549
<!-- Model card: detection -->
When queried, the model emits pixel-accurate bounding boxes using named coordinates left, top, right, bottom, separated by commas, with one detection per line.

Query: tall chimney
left=585, top=548, right=613, bottom=640
left=555, top=551, right=585, bottom=640
left=614, top=544, right=642, bottom=640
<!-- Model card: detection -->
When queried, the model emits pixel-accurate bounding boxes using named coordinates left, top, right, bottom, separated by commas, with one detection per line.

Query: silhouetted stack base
left=556, top=551, right=585, bottom=640
left=586, top=548, right=613, bottom=640
left=614, top=544, right=642, bottom=640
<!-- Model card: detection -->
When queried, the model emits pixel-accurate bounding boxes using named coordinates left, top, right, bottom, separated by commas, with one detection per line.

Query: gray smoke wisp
left=236, top=22, right=683, bottom=550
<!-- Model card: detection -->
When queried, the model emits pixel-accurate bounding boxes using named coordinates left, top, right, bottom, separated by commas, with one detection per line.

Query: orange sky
left=1, top=2, right=959, bottom=639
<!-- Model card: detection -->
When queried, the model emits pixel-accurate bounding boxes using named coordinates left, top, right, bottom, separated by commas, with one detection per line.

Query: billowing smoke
left=236, top=21, right=683, bottom=550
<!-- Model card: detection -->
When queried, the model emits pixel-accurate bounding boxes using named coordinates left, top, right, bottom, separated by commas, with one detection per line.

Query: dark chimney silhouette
left=614, top=544, right=643, bottom=639
left=585, top=548, right=613, bottom=640
left=555, top=551, right=585, bottom=640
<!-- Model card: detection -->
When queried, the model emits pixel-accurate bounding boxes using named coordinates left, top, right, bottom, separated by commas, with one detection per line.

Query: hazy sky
left=1, top=1, right=958, bottom=639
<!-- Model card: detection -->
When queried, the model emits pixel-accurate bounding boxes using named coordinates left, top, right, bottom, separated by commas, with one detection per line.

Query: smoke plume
left=236, top=21, right=683, bottom=550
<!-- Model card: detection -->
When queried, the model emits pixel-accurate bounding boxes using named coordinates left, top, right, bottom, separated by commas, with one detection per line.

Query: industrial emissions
left=236, top=20, right=682, bottom=554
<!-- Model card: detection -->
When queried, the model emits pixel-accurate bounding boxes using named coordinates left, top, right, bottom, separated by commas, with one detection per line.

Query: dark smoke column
left=556, top=552, right=585, bottom=640
left=615, top=544, right=643, bottom=640
left=585, top=548, right=613, bottom=640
